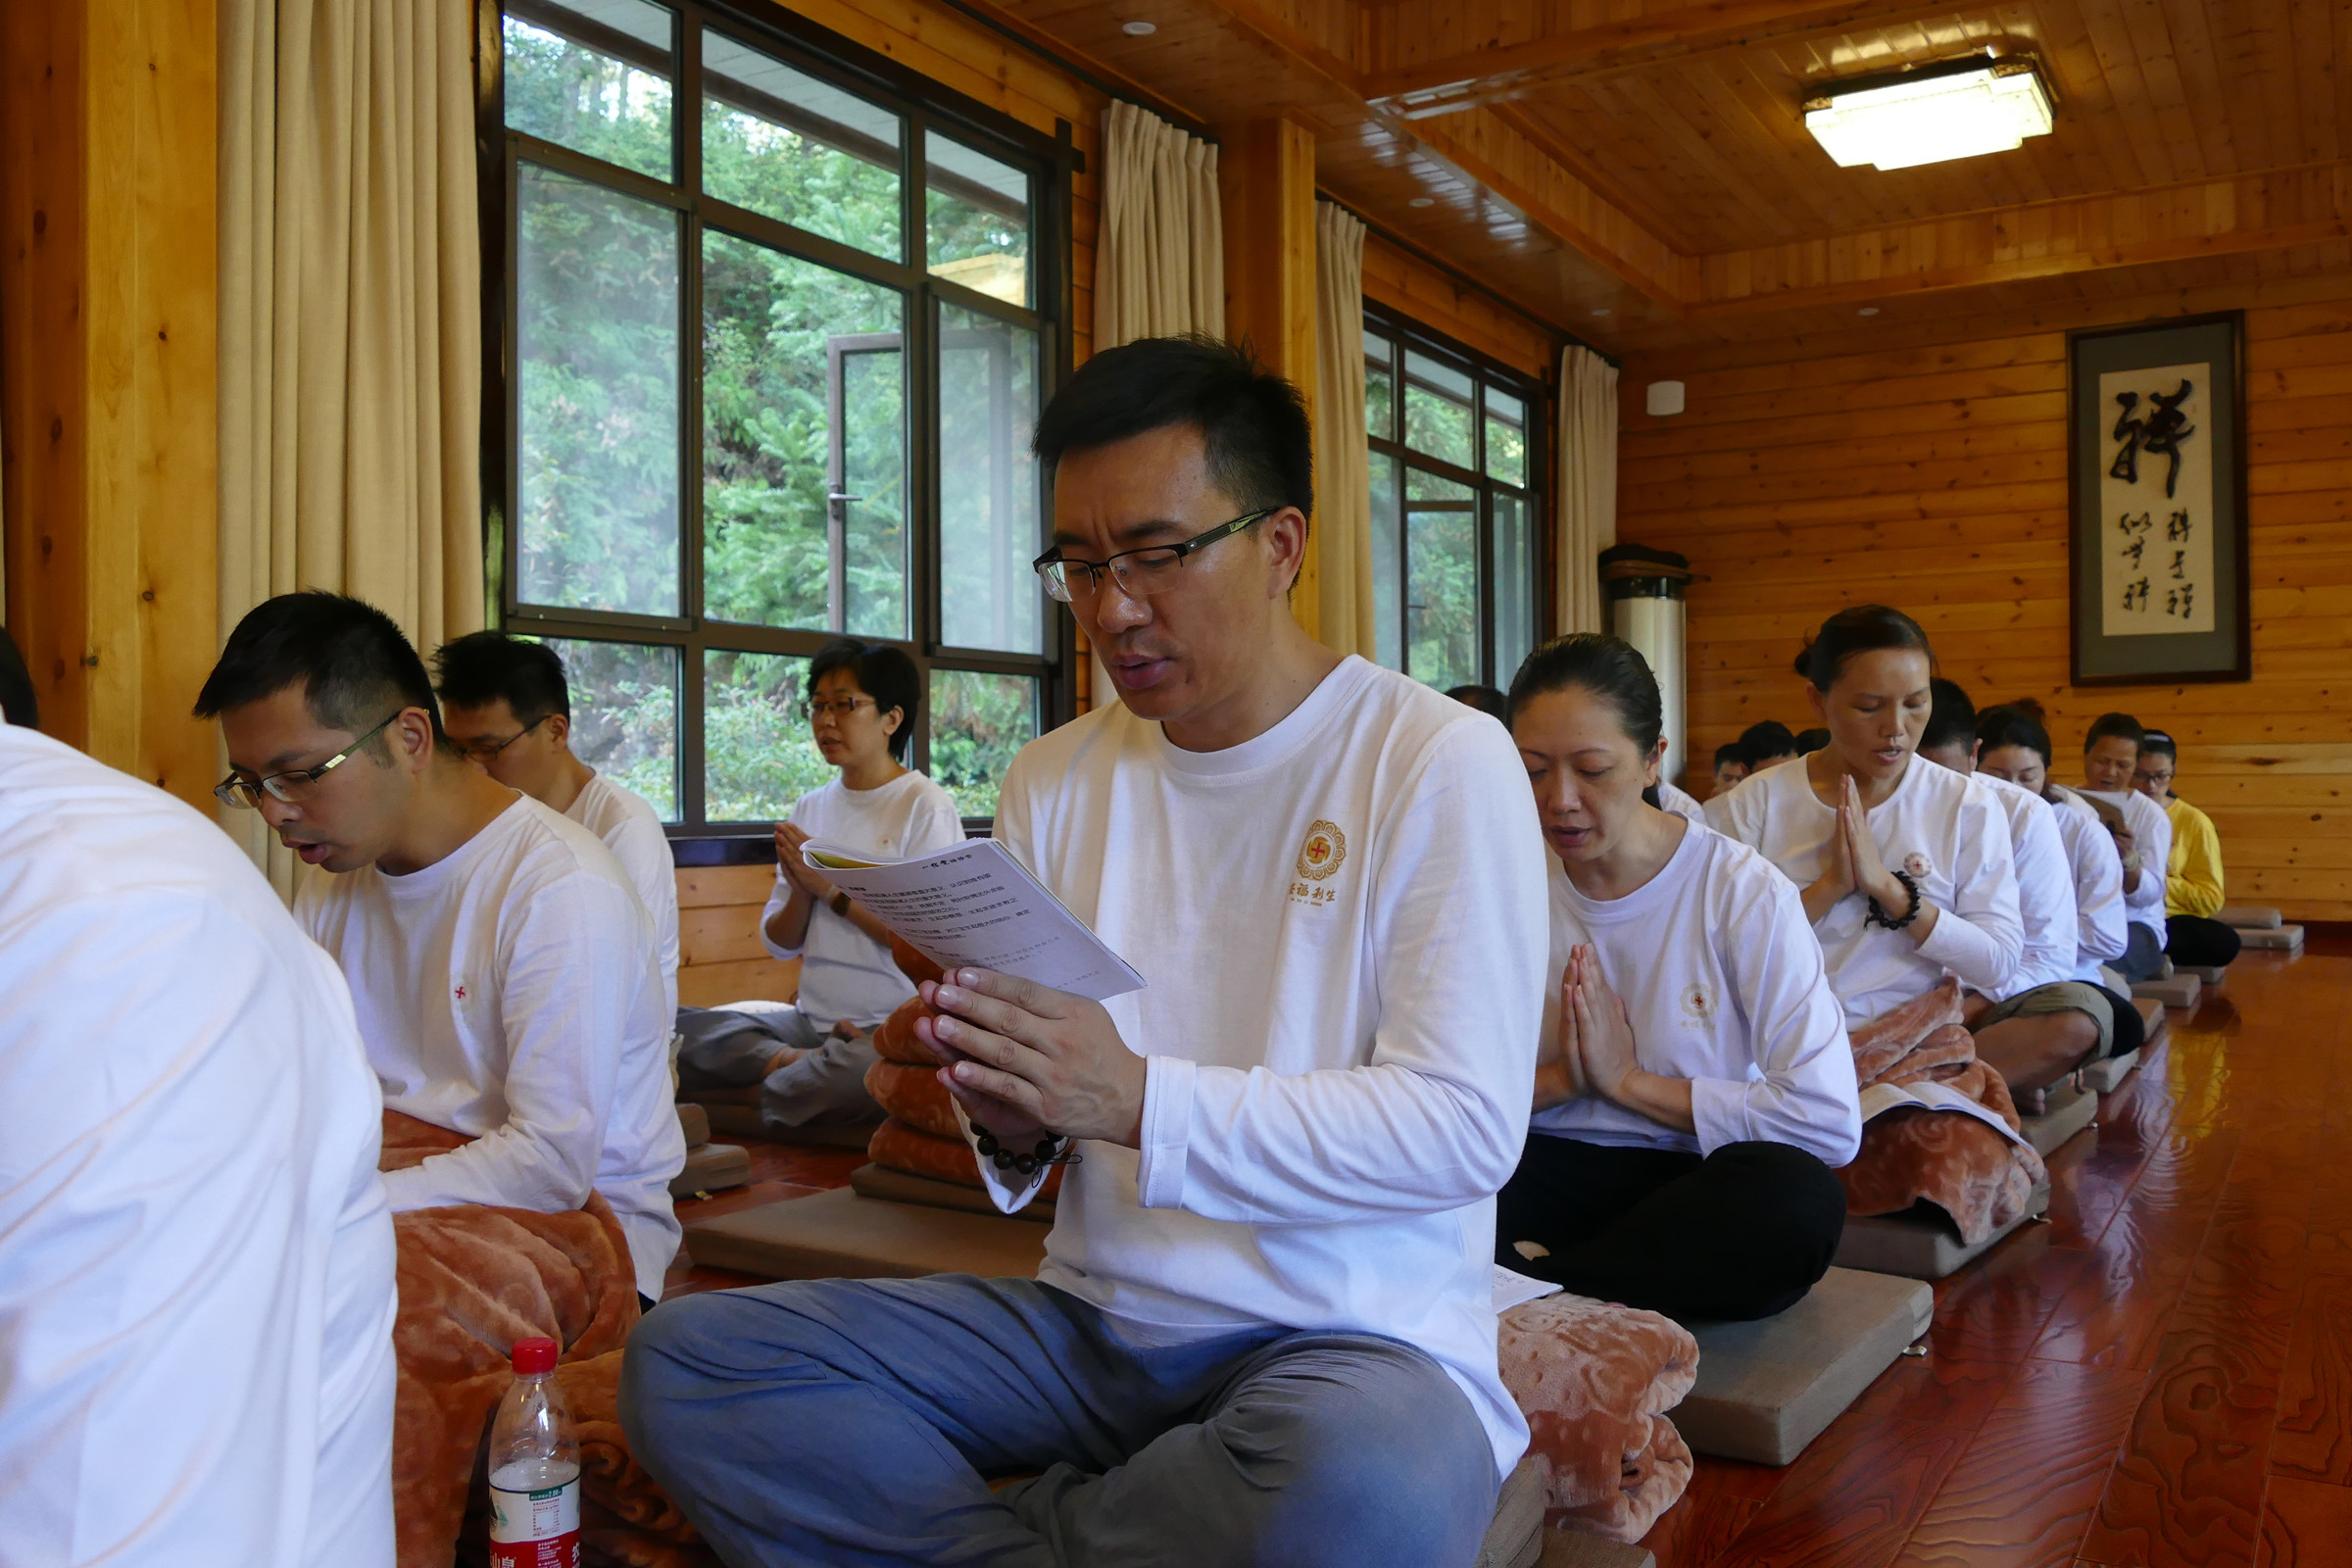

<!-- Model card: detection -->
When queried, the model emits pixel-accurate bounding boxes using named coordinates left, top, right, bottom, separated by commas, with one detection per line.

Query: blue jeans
left=619, top=1274, right=1498, bottom=1567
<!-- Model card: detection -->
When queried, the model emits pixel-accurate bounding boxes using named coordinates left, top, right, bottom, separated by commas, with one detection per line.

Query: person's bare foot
left=762, top=1047, right=806, bottom=1077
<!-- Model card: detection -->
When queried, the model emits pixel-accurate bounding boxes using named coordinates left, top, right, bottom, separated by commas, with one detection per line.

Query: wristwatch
left=829, top=889, right=853, bottom=918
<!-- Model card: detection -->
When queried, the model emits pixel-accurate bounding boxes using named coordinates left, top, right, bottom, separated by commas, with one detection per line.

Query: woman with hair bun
left=1495, top=634, right=1858, bottom=1323
left=1710, top=606, right=2024, bottom=1027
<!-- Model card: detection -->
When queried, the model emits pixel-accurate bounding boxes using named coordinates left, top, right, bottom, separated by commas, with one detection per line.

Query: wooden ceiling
left=976, top=0, right=2352, bottom=356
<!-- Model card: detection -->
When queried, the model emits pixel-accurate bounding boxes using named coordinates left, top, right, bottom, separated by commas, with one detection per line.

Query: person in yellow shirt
left=2132, top=730, right=2241, bottom=969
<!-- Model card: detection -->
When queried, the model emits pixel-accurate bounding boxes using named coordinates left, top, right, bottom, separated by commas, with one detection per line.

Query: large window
left=1362, top=313, right=1544, bottom=692
left=491, top=0, right=1067, bottom=829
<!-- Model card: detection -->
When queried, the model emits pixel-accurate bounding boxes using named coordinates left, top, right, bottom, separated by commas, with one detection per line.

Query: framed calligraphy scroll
left=2067, top=312, right=2250, bottom=685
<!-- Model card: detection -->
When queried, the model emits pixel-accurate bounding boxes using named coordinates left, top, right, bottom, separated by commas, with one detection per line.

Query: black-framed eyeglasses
left=1032, top=509, right=1272, bottom=604
left=446, top=712, right=551, bottom=764
left=214, top=713, right=402, bottom=809
left=799, top=696, right=879, bottom=722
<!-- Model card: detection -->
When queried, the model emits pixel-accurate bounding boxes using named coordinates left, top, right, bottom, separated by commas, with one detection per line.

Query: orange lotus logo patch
left=1297, top=820, right=1348, bottom=882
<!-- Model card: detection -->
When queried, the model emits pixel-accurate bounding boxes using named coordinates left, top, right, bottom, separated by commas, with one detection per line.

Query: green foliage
left=543, top=637, right=682, bottom=821
left=503, top=20, right=674, bottom=181
left=1405, top=384, right=1475, bottom=469
left=1406, top=471, right=1478, bottom=691
left=704, top=102, right=902, bottom=261
left=927, top=669, right=1037, bottom=818
left=704, top=653, right=832, bottom=823
left=1484, top=414, right=1527, bottom=486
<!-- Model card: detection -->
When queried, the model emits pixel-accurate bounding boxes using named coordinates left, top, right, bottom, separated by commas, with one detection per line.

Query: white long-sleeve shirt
left=0, top=727, right=396, bottom=1568
left=759, top=770, right=966, bottom=1029
left=1968, top=769, right=2080, bottom=993
left=975, top=657, right=1548, bottom=1476
left=2083, top=788, right=2173, bottom=943
left=300, top=797, right=685, bottom=1299
left=2045, top=786, right=2130, bottom=982
left=564, top=771, right=679, bottom=1022
left=1713, top=756, right=2023, bottom=1026
left=1531, top=823, right=1861, bottom=1167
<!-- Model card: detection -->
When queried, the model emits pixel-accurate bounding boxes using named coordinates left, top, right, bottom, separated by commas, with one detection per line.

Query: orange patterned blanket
left=1839, top=981, right=2047, bottom=1245
left=1499, top=1294, right=1697, bottom=1544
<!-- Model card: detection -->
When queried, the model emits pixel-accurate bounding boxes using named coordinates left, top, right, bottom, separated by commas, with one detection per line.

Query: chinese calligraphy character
left=2123, top=577, right=2151, bottom=612
left=2169, top=549, right=2187, bottom=580
left=2166, top=510, right=2192, bottom=542
left=2123, top=538, right=2145, bottom=568
left=2108, top=382, right=2197, bottom=497
left=2110, top=394, right=2144, bottom=485
left=2178, top=583, right=2194, bottom=617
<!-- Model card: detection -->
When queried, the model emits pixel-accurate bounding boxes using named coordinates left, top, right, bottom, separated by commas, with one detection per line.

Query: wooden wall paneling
left=1358, top=230, right=1559, bottom=379
left=1, top=0, right=218, bottom=808
left=1625, top=282, right=2352, bottom=922
left=676, top=862, right=801, bottom=1005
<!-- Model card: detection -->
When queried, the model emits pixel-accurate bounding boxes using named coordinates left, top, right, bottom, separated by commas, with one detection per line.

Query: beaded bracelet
left=1866, top=867, right=1922, bottom=931
left=972, top=1125, right=1080, bottom=1177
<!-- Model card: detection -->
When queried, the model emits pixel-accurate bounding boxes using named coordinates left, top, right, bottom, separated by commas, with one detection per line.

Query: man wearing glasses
left=432, top=631, right=680, bottom=1022
left=196, top=592, right=684, bottom=1308
left=624, top=338, right=1548, bottom=1565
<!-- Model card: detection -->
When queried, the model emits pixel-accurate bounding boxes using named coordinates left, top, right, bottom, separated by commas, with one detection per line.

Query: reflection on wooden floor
left=664, top=947, right=2352, bottom=1568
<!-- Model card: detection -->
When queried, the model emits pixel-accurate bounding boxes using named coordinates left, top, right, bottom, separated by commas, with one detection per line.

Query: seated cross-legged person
left=197, top=592, right=685, bottom=1307
left=2134, top=730, right=2242, bottom=970
left=1974, top=704, right=2136, bottom=1051
left=621, top=338, right=1547, bottom=1567
left=671, top=639, right=965, bottom=1128
left=1495, top=635, right=1859, bottom=1323
left=1712, top=741, right=1750, bottom=798
left=1917, top=680, right=2113, bottom=1102
left=2081, top=712, right=2174, bottom=983
left=433, top=632, right=680, bottom=1020
left=1711, top=607, right=2024, bottom=1030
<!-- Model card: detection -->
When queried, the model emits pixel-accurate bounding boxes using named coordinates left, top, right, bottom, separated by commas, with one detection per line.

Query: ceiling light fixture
left=1804, top=51, right=2053, bottom=172
left=1121, top=20, right=1156, bottom=35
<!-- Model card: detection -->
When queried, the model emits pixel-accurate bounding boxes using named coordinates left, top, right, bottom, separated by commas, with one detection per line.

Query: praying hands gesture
left=1537, top=946, right=1694, bottom=1135
left=915, top=969, right=1148, bottom=1151
left=1802, top=777, right=1940, bottom=945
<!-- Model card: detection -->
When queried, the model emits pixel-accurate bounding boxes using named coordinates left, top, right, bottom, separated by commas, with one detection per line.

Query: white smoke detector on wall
left=1645, top=380, right=1687, bottom=417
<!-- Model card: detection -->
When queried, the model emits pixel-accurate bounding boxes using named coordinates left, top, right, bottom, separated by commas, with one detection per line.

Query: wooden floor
left=663, top=946, right=2352, bottom=1568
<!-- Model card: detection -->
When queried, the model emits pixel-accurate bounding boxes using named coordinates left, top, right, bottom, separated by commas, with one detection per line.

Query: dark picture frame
left=2067, top=312, right=2250, bottom=686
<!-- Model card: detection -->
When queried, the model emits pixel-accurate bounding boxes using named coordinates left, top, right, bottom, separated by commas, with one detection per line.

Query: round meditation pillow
left=867, top=1117, right=1064, bottom=1201
left=864, top=1059, right=960, bottom=1140
left=871, top=995, right=939, bottom=1066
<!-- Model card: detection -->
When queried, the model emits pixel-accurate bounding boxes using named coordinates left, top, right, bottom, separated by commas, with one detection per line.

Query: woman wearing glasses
left=677, top=638, right=963, bottom=1129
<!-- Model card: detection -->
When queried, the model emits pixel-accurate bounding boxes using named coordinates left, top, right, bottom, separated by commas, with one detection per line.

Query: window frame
left=480, top=0, right=1079, bottom=836
left=1361, top=304, right=1549, bottom=692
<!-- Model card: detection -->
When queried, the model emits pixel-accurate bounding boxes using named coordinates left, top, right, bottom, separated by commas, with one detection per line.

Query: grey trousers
left=619, top=1274, right=1499, bottom=1568
left=673, top=1005, right=882, bottom=1129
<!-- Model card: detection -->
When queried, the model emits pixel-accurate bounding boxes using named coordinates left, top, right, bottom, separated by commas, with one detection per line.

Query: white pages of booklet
left=803, top=837, right=1147, bottom=1003
left=1856, top=1079, right=2035, bottom=1152
left=1492, top=1264, right=1565, bottom=1314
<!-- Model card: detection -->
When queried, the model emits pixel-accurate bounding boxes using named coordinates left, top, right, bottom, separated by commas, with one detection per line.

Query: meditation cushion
left=2132, top=973, right=2201, bottom=1008
left=1841, top=980, right=2045, bottom=1248
left=1477, top=1455, right=1546, bottom=1568
left=1496, top=1293, right=1696, bottom=1544
left=684, top=1186, right=1049, bottom=1281
left=676, top=1102, right=710, bottom=1150
left=851, top=1161, right=1056, bottom=1224
left=2218, top=905, right=2282, bottom=928
left=2020, top=1080, right=2098, bottom=1157
left=1670, top=1267, right=1932, bottom=1467
left=2239, top=924, right=2305, bottom=953
left=866, top=1116, right=1067, bottom=1203
left=668, top=1142, right=751, bottom=1200
left=1836, top=1177, right=2052, bottom=1281
left=2082, top=1047, right=2140, bottom=1094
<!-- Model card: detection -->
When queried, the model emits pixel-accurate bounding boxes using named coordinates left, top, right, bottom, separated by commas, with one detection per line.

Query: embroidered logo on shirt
left=1297, top=821, right=1348, bottom=881
left=1902, top=852, right=1934, bottom=880
left=454, top=984, right=467, bottom=1001
left=1680, top=983, right=1716, bottom=1025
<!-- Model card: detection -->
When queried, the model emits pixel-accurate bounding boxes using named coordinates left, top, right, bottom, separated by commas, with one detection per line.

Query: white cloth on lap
left=565, top=770, right=679, bottom=1021
left=301, top=796, right=684, bottom=1300
left=975, top=656, right=1549, bottom=1476
left=758, top=770, right=964, bottom=1030
left=1530, top=823, right=1861, bottom=1167
left=0, top=727, right=396, bottom=1567
left=1712, top=757, right=2023, bottom=1028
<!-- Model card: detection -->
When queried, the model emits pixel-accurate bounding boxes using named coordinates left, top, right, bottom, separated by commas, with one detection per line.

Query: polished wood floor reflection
left=1651, top=950, right=2352, bottom=1568
left=662, top=953, right=2352, bottom=1567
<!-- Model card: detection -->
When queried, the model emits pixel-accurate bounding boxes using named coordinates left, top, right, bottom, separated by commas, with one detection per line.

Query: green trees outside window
left=495, top=2, right=1062, bottom=827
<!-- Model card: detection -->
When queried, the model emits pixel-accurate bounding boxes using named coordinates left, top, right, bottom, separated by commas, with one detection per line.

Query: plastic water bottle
left=488, top=1337, right=581, bottom=1568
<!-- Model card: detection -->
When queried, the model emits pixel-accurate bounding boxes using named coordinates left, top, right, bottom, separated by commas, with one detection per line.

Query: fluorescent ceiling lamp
left=1804, top=54, right=2053, bottom=172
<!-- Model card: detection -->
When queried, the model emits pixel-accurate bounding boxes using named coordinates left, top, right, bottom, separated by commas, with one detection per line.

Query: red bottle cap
left=512, top=1337, right=560, bottom=1375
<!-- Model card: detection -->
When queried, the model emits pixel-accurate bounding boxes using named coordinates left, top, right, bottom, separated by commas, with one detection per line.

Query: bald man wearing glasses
left=197, top=591, right=683, bottom=1307
left=623, top=338, right=1548, bottom=1568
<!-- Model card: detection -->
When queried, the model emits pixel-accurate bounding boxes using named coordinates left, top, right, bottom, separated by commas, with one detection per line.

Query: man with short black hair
left=1711, top=740, right=1749, bottom=797
left=624, top=337, right=1547, bottom=1565
left=434, top=631, right=679, bottom=1020
left=197, top=592, right=684, bottom=1304
left=2081, top=711, right=2173, bottom=983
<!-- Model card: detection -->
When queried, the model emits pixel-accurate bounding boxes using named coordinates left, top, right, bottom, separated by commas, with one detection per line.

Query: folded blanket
left=383, top=1113, right=695, bottom=1568
left=1840, top=980, right=2047, bottom=1245
left=1498, top=1294, right=1696, bottom=1543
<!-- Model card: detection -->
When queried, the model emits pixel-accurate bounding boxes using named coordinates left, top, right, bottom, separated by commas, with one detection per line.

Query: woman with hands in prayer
left=1711, top=606, right=2023, bottom=1029
left=1495, top=634, right=1859, bottom=1323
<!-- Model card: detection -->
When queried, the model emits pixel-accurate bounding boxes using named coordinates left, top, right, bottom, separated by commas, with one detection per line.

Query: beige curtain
left=220, top=0, right=484, bottom=886
left=1095, top=101, right=1224, bottom=348
left=1557, top=346, right=1619, bottom=636
left=1312, top=202, right=1374, bottom=661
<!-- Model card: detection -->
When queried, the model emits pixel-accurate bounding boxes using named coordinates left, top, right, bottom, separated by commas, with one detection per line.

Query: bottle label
left=489, top=1477, right=581, bottom=1568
